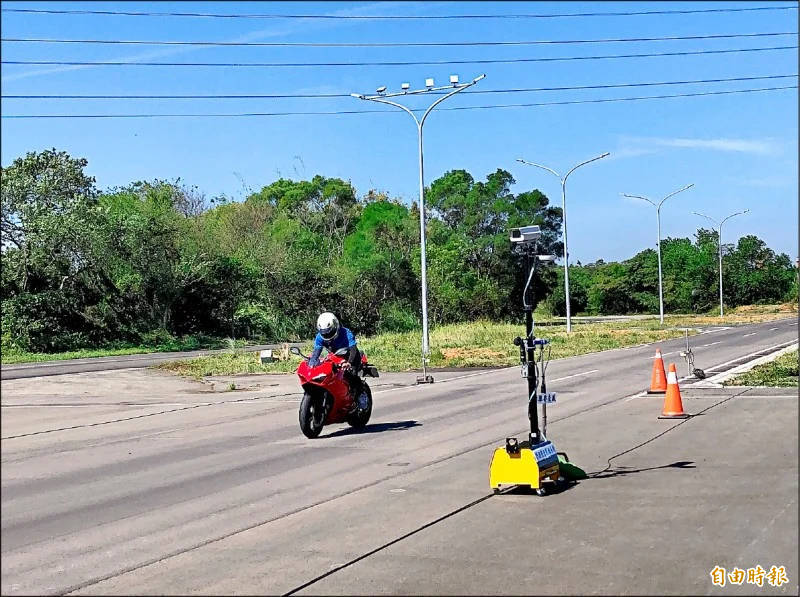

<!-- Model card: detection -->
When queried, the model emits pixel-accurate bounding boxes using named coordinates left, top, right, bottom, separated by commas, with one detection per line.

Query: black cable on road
left=3, top=45, right=796, bottom=68
left=588, top=388, right=751, bottom=478
left=282, top=492, right=500, bottom=596
left=3, top=31, right=795, bottom=47
left=2, top=5, right=796, bottom=19
left=48, top=329, right=782, bottom=594
left=282, top=379, right=754, bottom=595
left=4, top=74, right=796, bottom=100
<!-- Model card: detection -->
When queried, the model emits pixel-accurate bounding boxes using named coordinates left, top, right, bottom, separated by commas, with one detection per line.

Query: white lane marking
left=701, top=341, right=722, bottom=347
left=0, top=366, right=642, bottom=413
left=550, top=369, right=600, bottom=383
left=630, top=339, right=797, bottom=394
left=702, top=340, right=796, bottom=373
left=743, top=332, right=757, bottom=338
left=373, top=366, right=600, bottom=397
left=371, top=366, right=516, bottom=396
left=661, top=351, right=679, bottom=356
left=769, top=327, right=778, bottom=331
left=701, top=326, right=732, bottom=334
left=689, top=342, right=799, bottom=387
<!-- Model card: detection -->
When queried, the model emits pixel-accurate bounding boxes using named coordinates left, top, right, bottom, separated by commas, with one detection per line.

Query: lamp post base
left=416, top=359, right=435, bottom=384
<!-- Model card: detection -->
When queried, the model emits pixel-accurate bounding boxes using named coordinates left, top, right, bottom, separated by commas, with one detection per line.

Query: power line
left=2, top=32, right=796, bottom=47
left=4, top=75, right=797, bottom=100
left=3, top=45, right=796, bottom=68
left=3, top=86, right=794, bottom=118
left=2, top=5, right=796, bottom=19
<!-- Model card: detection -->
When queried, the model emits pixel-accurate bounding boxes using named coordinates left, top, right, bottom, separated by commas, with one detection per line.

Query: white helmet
left=316, top=312, right=340, bottom=341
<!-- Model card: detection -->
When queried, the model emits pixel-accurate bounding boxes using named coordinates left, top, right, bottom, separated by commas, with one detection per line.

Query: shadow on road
left=588, top=460, right=696, bottom=479
left=323, top=420, right=421, bottom=437
left=502, top=481, right=578, bottom=496
left=500, top=460, right=696, bottom=495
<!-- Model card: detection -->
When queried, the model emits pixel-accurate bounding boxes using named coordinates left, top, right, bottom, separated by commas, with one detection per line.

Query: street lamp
left=352, top=73, right=486, bottom=383
left=693, top=209, right=749, bottom=317
left=622, top=183, right=694, bottom=324
left=516, top=152, right=610, bottom=333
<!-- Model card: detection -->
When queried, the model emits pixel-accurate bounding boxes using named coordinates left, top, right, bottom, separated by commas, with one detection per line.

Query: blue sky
left=1, top=1, right=797, bottom=263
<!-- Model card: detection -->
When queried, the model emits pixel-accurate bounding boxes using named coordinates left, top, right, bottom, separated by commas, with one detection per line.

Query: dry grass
left=661, top=303, right=796, bottom=327
left=155, top=303, right=796, bottom=378
left=158, top=319, right=693, bottom=377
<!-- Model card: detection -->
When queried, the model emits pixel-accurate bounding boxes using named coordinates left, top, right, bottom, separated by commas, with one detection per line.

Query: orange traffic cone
left=659, top=363, right=689, bottom=419
left=647, top=348, right=668, bottom=394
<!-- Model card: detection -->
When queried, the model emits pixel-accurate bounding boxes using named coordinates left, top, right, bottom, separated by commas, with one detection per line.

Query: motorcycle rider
left=309, top=312, right=368, bottom=409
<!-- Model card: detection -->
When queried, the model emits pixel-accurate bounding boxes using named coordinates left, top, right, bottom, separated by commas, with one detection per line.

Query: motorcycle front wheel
left=299, top=391, right=325, bottom=438
left=346, top=384, right=372, bottom=429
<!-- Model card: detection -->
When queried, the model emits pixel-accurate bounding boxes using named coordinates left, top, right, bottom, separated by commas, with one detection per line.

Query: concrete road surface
left=1, top=318, right=797, bottom=595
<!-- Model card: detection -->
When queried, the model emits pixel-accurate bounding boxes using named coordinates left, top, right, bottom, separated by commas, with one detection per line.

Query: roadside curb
left=690, top=342, right=798, bottom=388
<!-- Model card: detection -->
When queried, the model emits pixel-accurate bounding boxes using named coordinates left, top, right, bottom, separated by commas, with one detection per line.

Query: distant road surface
left=0, top=343, right=301, bottom=380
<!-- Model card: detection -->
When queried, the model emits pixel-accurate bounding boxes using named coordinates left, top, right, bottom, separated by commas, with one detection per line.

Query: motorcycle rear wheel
left=299, top=392, right=325, bottom=438
left=346, top=384, right=372, bottom=429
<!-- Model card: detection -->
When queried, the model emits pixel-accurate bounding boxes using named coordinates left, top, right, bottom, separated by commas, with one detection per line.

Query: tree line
left=1, top=149, right=796, bottom=353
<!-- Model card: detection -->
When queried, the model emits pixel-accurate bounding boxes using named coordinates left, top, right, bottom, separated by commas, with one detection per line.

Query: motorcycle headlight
left=312, top=373, right=326, bottom=382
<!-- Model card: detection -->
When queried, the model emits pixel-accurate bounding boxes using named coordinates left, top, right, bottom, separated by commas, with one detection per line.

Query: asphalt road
left=1, top=317, right=797, bottom=595
left=0, top=343, right=301, bottom=380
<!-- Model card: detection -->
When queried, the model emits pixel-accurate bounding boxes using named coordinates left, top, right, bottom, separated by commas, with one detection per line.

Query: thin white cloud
left=2, top=1, right=401, bottom=83
left=651, top=137, right=777, bottom=154
left=725, top=174, right=796, bottom=188
left=606, top=147, right=659, bottom=161
left=613, top=135, right=780, bottom=158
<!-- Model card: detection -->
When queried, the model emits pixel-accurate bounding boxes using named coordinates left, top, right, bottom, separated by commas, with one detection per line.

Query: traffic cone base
left=648, top=348, right=667, bottom=394
left=659, top=363, right=689, bottom=419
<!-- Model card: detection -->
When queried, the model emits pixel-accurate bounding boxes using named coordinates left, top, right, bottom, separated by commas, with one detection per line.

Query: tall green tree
left=424, top=168, right=562, bottom=321
left=1, top=150, right=103, bottom=350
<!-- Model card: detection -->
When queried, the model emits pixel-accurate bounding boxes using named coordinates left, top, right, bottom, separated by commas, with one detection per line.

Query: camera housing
left=509, top=225, right=542, bottom=244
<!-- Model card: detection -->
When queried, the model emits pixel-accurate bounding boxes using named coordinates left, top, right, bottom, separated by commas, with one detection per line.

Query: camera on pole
left=509, top=225, right=542, bottom=245
left=488, top=224, right=566, bottom=496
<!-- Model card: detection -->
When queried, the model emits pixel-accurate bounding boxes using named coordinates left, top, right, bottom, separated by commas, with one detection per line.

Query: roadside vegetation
left=725, top=349, right=799, bottom=387
left=4, top=303, right=793, bottom=367
left=0, top=336, right=249, bottom=365
left=158, top=319, right=704, bottom=378
left=3, top=149, right=797, bottom=364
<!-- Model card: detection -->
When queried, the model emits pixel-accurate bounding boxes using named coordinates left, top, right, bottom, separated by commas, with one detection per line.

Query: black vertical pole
left=524, top=248, right=541, bottom=445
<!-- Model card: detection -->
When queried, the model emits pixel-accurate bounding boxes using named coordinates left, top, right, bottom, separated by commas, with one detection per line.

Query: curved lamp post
left=622, top=183, right=694, bottom=324
left=693, top=209, right=749, bottom=317
left=352, top=74, right=486, bottom=382
left=517, top=152, right=610, bottom=332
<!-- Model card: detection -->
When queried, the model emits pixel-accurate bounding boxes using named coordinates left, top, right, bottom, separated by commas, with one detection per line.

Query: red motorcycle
left=290, top=346, right=379, bottom=438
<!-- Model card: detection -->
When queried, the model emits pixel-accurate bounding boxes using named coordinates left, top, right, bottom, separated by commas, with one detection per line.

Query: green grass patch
left=725, top=349, right=799, bottom=387
left=157, top=319, right=697, bottom=378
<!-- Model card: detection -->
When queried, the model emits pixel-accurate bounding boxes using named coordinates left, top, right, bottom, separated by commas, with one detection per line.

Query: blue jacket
left=309, top=326, right=357, bottom=367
